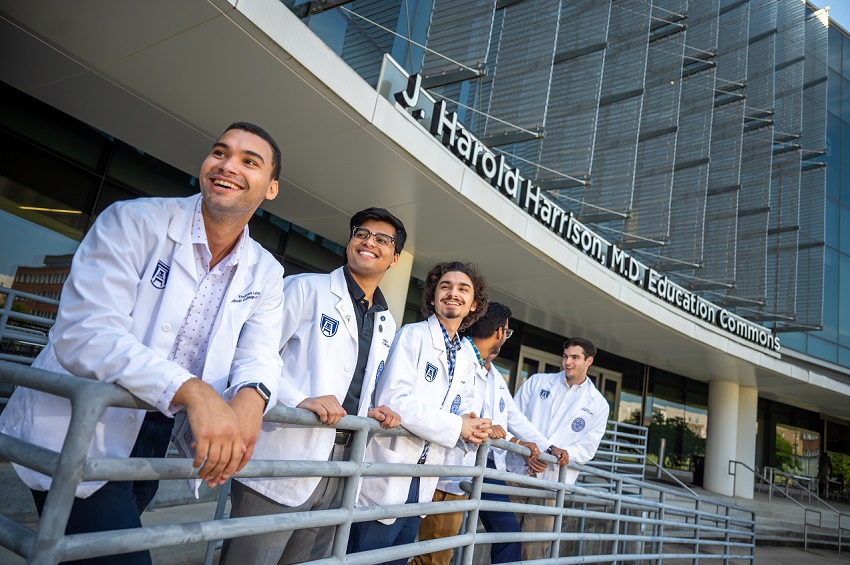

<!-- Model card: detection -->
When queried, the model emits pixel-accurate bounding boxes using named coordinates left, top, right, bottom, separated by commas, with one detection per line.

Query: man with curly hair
left=348, top=261, right=492, bottom=564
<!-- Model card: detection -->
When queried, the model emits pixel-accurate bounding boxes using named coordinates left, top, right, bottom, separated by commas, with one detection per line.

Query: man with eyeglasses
left=412, top=302, right=553, bottom=565
left=508, top=337, right=609, bottom=560
left=221, top=208, right=407, bottom=565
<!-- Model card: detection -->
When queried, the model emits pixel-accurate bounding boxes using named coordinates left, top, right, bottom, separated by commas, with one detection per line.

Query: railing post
left=459, top=444, right=489, bottom=565
left=28, top=386, right=113, bottom=565
left=203, top=479, right=231, bottom=565
left=332, top=426, right=370, bottom=561
left=612, top=476, right=622, bottom=565
left=692, top=498, right=701, bottom=565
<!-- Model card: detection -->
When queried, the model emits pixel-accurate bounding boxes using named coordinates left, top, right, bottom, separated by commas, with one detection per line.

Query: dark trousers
left=479, top=458, right=521, bottom=564
left=348, top=476, right=422, bottom=565
left=31, top=411, right=174, bottom=565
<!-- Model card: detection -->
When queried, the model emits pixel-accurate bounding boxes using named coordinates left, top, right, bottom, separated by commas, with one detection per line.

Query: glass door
left=515, top=345, right=564, bottom=393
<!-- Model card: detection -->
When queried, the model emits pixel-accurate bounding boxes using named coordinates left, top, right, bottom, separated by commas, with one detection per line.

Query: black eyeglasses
left=352, top=226, right=395, bottom=248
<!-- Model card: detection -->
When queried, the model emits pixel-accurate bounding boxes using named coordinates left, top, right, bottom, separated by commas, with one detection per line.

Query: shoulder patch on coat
left=571, top=417, right=586, bottom=432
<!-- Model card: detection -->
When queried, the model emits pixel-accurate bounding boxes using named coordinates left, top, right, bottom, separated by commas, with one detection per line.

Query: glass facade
left=285, top=0, right=847, bottom=370
left=782, top=23, right=850, bottom=367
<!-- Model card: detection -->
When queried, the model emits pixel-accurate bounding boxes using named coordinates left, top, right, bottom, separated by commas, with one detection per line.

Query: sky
left=812, top=1, right=850, bottom=32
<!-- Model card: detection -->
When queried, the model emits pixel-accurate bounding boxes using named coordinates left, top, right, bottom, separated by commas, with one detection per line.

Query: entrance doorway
left=515, top=345, right=564, bottom=393
left=587, top=367, right=621, bottom=421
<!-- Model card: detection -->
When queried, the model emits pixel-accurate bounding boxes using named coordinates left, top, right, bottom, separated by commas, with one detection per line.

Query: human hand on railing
left=489, top=424, right=507, bottom=439
left=228, top=387, right=268, bottom=474
left=525, top=456, right=547, bottom=475
left=297, top=395, right=347, bottom=425
left=173, top=378, right=245, bottom=487
left=546, top=445, right=569, bottom=466
left=518, top=441, right=540, bottom=460
left=460, top=412, right=492, bottom=444
left=368, top=405, right=401, bottom=428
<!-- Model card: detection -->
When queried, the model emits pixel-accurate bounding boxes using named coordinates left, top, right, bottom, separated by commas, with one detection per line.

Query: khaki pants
left=410, top=490, right=469, bottom=565
left=509, top=489, right=557, bottom=561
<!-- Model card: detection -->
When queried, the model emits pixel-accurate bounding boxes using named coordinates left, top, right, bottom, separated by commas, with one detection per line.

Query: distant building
left=12, top=255, right=73, bottom=319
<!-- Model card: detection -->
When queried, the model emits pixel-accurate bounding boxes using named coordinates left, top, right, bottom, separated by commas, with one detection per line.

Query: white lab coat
left=0, top=195, right=283, bottom=498
left=356, top=315, right=475, bottom=519
left=438, top=339, right=550, bottom=494
left=240, top=266, right=396, bottom=506
left=507, top=371, right=609, bottom=484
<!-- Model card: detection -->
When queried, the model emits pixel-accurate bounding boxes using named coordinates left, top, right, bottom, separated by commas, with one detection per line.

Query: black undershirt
left=341, top=266, right=388, bottom=415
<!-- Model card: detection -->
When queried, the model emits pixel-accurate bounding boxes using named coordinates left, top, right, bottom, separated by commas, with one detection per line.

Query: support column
left=733, top=386, right=758, bottom=499
left=704, top=380, right=739, bottom=496
left=380, top=249, right=414, bottom=325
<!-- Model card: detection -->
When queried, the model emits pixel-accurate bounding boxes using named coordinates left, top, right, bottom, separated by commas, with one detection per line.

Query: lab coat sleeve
left=51, top=201, right=195, bottom=412
left=564, top=396, right=609, bottom=465
left=505, top=394, right=550, bottom=447
left=376, top=326, right=462, bottom=449
left=273, top=275, right=310, bottom=408
left=221, top=264, right=283, bottom=413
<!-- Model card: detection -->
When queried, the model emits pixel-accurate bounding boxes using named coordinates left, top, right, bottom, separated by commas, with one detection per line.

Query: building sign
left=383, top=60, right=779, bottom=352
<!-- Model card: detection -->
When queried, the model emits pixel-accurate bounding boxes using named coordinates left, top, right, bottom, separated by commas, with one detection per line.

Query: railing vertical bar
left=203, top=478, right=231, bottom=565
left=28, top=388, right=113, bottom=565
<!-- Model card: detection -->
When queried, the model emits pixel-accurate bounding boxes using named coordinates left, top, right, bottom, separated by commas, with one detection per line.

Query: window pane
left=829, top=26, right=842, bottom=72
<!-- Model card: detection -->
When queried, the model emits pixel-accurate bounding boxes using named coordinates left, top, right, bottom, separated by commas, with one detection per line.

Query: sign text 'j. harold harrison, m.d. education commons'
left=390, top=70, right=780, bottom=352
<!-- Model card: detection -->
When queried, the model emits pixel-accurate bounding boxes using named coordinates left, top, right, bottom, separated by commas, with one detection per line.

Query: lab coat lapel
left=330, top=268, right=358, bottom=341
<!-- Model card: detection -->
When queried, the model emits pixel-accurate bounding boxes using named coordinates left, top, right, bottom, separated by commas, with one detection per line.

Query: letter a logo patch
left=424, top=363, right=438, bottom=382
left=151, top=261, right=169, bottom=289
left=540, top=389, right=551, bottom=399
left=320, top=314, right=339, bottom=337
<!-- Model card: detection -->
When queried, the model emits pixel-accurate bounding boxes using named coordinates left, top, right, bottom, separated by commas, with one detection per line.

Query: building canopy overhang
left=2, top=0, right=849, bottom=418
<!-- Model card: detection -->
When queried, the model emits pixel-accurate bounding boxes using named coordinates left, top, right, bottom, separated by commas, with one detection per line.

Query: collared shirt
left=465, top=336, right=486, bottom=368
left=341, top=265, right=388, bottom=414
left=440, top=321, right=463, bottom=380
left=162, top=198, right=246, bottom=411
left=421, top=320, right=463, bottom=463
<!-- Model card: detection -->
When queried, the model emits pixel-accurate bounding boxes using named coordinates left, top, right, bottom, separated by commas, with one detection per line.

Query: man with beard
left=412, top=302, right=554, bottom=565
left=348, top=261, right=492, bottom=565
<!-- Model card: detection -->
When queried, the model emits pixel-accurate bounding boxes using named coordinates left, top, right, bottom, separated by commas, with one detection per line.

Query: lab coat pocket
left=358, top=436, right=416, bottom=507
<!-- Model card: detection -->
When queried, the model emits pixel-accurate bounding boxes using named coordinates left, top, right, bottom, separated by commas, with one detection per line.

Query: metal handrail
left=0, top=361, right=755, bottom=564
left=729, top=460, right=849, bottom=553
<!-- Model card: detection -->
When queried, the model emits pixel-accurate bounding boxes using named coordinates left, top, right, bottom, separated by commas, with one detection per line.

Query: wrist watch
left=238, top=382, right=271, bottom=409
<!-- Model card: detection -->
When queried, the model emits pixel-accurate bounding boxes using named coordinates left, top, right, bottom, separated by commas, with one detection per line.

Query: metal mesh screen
left=764, top=0, right=805, bottom=320
left=661, top=0, right=719, bottom=270
left=581, top=0, right=651, bottom=219
left=341, top=0, right=402, bottom=87
left=732, top=0, right=777, bottom=307
left=793, top=7, right=828, bottom=328
left=422, top=0, right=495, bottom=77
left=624, top=1, right=687, bottom=248
left=484, top=0, right=560, bottom=137
left=701, top=0, right=750, bottom=288
left=538, top=0, right=610, bottom=188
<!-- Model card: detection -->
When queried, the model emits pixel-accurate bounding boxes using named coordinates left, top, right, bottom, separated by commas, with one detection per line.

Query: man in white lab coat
left=221, top=208, right=407, bottom=565
left=509, top=337, right=610, bottom=560
left=348, top=261, right=493, bottom=565
left=0, top=122, right=285, bottom=565
left=412, top=302, right=554, bottom=565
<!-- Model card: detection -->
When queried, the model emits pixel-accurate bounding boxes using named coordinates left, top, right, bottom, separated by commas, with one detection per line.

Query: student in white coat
left=509, top=337, right=610, bottom=560
left=0, top=122, right=285, bottom=565
left=220, top=208, right=407, bottom=565
left=348, top=261, right=493, bottom=565
left=412, top=302, right=553, bottom=565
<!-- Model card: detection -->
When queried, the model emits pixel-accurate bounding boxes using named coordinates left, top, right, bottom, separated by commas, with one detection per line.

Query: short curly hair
left=421, top=261, right=489, bottom=332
